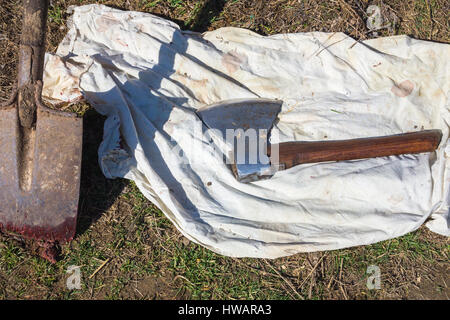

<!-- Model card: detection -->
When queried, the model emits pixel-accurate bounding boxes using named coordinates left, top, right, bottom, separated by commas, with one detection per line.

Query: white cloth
left=43, top=4, right=449, bottom=258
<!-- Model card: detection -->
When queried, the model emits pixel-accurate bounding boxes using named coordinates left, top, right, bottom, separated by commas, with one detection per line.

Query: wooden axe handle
left=270, top=130, right=442, bottom=169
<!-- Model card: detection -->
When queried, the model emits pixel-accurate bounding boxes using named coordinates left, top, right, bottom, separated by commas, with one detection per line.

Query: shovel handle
left=17, top=0, right=49, bottom=128
left=271, top=130, right=442, bottom=169
left=18, top=0, right=48, bottom=86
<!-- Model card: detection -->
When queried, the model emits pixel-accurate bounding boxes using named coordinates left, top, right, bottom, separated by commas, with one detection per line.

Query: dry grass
left=0, top=0, right=449, bottom=300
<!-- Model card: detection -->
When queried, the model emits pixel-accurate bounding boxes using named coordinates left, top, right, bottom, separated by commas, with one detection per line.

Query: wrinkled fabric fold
left=42, top=4, right=449, bottom=258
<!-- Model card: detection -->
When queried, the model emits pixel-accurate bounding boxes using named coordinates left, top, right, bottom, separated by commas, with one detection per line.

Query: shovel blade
left=0, top=103, right=82, bottom=242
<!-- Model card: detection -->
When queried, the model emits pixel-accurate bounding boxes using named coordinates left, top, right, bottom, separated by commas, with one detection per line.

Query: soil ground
left=0, top=0, right=449, bottom=300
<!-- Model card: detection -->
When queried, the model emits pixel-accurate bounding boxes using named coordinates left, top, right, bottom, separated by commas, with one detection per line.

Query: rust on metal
left=0, top=82, right=82, bottom=243
left=0, top=0, right=83, bottom=262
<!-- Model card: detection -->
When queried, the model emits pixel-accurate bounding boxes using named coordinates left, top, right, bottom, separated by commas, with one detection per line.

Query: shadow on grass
left=189, top=0, right=226, bottom=32
left=76, top=109, right=127, bottom=236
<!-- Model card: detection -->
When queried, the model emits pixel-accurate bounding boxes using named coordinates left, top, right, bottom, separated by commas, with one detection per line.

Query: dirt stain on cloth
left=221, top=49, right=247, bottom=74
left=96, top=14, right=121, bottom=32
left=391, top=80, right=414, bottom=97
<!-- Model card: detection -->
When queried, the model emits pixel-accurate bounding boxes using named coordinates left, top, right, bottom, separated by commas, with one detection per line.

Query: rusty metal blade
left=0, top=101, right=82, bottom=242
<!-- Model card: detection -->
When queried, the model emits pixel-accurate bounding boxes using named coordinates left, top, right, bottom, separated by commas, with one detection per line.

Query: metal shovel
left=0, top=0, right=82, bottom=262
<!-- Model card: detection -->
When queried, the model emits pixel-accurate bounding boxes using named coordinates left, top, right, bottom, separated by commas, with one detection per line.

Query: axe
left=196, top=99, right=442, bottom=182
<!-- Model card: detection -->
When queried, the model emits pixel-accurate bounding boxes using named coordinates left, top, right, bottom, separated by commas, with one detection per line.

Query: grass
left=48, top=4, right=64, bottom=25
left=0, top=0, right=449, bottom=300
left=1, top=178, right=447, bottom=299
